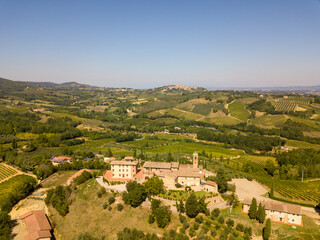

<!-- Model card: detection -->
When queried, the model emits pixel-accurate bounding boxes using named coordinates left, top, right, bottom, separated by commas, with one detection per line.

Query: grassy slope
left=228, top=101, right=250, bottom=121
left=49, top=179, right=180, bottom=240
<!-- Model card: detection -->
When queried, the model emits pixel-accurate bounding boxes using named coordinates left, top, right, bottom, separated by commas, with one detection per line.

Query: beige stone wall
left=287, top=213, right=302, bottom=225
left=242, top=204, right=250, bottom=213
left=202, top=184, right=218, bottom=193
left=111, top=164, right=137, bottom=179
left=177, top=176, right=200, bottom=186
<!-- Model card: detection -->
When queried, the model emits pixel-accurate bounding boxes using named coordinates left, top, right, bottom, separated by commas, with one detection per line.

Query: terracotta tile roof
left=20, top=210, right=52, bottom=240
left=205, top=181, right=217, bottom=186
left=176, top=168, right=202, bottom=178
left=242, top=198, right=302, bottom=215
left=103, top=171, right=131, bottom=182
left=134, top=168, right=144, bottom=178
left=50, top=156, right=72, bottom=163
left=110, top=160, right=138, bottom=166
left=124, top=156, right=134, bottom=161
left=143, top=162, right=172, bottom=169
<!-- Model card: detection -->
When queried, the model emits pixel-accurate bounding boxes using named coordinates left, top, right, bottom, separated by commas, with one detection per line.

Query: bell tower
left=193, top=152, right=198, bottom=169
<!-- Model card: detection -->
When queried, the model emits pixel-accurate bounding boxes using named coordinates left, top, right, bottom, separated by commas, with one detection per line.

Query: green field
left=250, top=114, right=288, bottom=128
left=286, top=139, right=320, bottom=150
left=0, top=163, right=18, bottom=182
left=228, top=101, right=251, bottom=121
left=192, top=103, right=213, bottom=115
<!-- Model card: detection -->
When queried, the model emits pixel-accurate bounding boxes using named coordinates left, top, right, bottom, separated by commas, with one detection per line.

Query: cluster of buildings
left=103, top=152, right=218, bottom=193
left=242, top=198, right=303, bottom=226
left=50, top=156, right=72, bottom=166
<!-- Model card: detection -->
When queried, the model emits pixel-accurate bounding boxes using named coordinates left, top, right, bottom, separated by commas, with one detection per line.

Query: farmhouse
left=242, top=198, right=302, bottom=226
left=104, top=157, right=138, bottom=182
left=50, top=156, right=72, bottom=166
left=20, top=210, right=52, bottom=240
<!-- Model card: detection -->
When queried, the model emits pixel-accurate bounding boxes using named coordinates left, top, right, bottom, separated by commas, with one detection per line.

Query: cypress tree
left=248, top=198, right=257, bottom=219
left=270, top=182, right=274, bottom=198
left=260, top=206, right=266, bottom=224
left=257, top=203, right=263, bottom=222
left=263, top=218, right=271, bottom=240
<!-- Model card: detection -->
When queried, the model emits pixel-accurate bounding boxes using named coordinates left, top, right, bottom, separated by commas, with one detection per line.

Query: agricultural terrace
left=0, top=163, right=19, bottom=182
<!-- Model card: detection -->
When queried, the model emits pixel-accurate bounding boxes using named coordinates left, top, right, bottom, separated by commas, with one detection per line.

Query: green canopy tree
left=185, top=193, right=199, bottom=218
left=143, top=176, right=165, bottom=196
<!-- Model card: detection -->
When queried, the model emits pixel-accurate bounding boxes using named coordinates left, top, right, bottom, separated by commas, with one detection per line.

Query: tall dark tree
left=248, top=198, right=257, bottom=219
left=263, top=219, right=271, bottom=240
left=216, top=168, right=228, bottom=193
left=185, top=193, right=199, bottom=218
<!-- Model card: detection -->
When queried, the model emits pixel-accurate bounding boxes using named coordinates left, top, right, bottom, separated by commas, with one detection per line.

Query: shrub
left=193, top=222, right=200, bottom=230
left=195, top=215, right=204, bottom=223
left=183, top=221, right=190, bottom=230
left=103, top=202, right=108, bottom=209
left=108, top=196, right=115, bottom=205
left=218, top=216, right=224, bottom=224
left=211, top=208, right=220, bottom=218
left=179, top=214, right=187, bottom=224
left=148, top=214, right=155, bottom=224
left=210, top=229, right=217, bottom=237
left=188, top=227, right=196, bottom=238
left=117, top=203, right=124, bottom=211
left=108, top=206, right=112, bottom=211
left=236, top=223, right=244, bottom=232
left=97, top=191, right=102, bottom=198
left=226, top=218, right=234, bottom=228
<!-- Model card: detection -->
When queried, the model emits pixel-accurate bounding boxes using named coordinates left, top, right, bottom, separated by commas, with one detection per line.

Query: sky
left=0, top=0, right=319, bottom=89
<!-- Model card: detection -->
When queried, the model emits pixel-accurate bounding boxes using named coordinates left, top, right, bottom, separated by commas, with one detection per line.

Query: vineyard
left=254, top=174, right=320, bottom=206
left=0, top=163, right=19, bottom=182
left=272, top=99, right=310, bottom=112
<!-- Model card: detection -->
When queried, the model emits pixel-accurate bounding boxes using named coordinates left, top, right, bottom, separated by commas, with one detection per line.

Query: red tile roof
left=20, top=210, right=52, bottom=240
left=205, top=181, right=217, bottom=186
left=134, top=168, right=144, bottom=178
left=104, top=171, right=131, bottom=182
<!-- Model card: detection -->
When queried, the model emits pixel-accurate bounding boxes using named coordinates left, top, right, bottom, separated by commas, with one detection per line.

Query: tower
left=193, top=152, right=198, bottom=169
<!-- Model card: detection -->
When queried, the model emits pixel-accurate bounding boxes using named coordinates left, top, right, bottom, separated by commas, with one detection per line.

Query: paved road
left=95, top=177, right=126, bottom=192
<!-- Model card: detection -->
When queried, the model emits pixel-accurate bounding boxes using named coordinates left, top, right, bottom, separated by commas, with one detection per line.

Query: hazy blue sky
left=0, top=0, right=319, bottom=88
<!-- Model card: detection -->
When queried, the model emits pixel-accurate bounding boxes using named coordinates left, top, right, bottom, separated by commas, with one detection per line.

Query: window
left=126, top=174, right=128, bottom=177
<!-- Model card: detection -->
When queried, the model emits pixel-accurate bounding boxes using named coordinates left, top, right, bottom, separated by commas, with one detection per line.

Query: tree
left=106, top=147, right=113, bottom=157
left=12, top=138, right=17, bottom=149
left=185, top=193, right=199, bottom=218
left=154, top=206, right=171, bottom=228
left=231, top=193, right=239, bottom=208
left=143, top=176, right=165, bottom=196
left=211, top=208, right=220, bottom=218
left=226, top=218, right=234, bottom=228
left=263, top=219, right=271, bottom=240
left=259, top=206, right=266, bottom=224
left=270, top=182, right=274, bottom=198
left=248, top=198, right=257, bottom=219
left=123, top=181, right=147, bottom=208
left=178, top=199, right=185, bottom=213
left=0, top=211, right=11, bottom=239
left=216, top=168, right=228, bottom=193
left=198, top=197, right=208, bottom=213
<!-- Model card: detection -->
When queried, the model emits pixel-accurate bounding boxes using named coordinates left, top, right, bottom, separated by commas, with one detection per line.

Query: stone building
left=242, top=198, right=302, bottom=226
